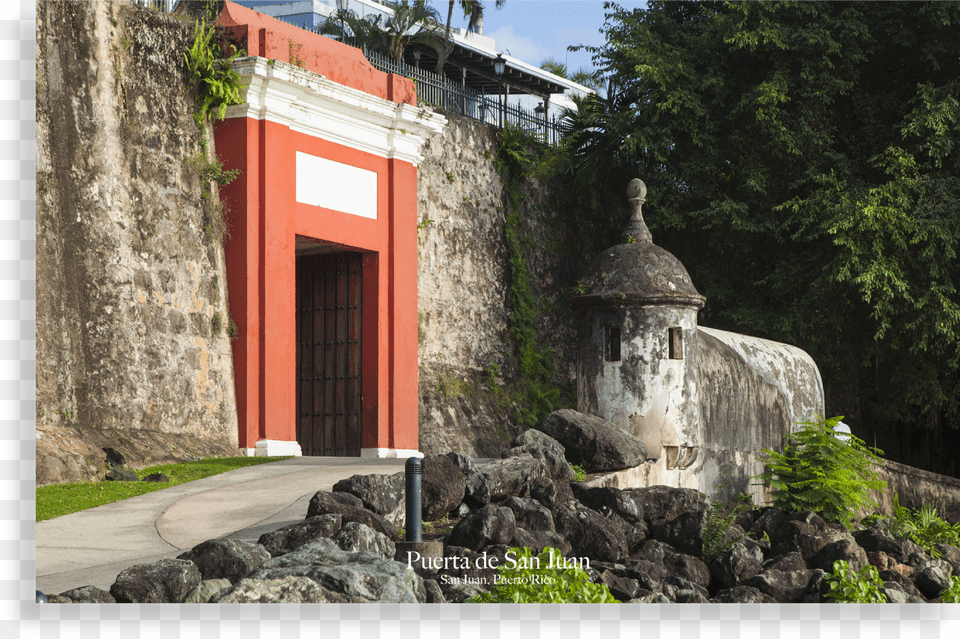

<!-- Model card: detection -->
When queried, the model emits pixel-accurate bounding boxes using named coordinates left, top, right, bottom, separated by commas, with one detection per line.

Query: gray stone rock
left=530, top=477, right=575, bottom=512
left=247, top=537, right=422, bottom=603
left=533, top=409, right=647, bottom=472
left=183, top=578, right=232, bottom=603
left=506, top=429, right=576, bottom=482
left=422, top=454, right=467, bottom=521
left=332, top=472, right=405, bottom=525
left=436, top=544, right=507, bottom=585
left=710, top=542, right=763, bottom=590
left=447, top=504, right=517, bottom=551
left=106, top=467, right=139, bottom=482
left=59, top=585, right=116, bottom=603
left=879, top=569, right=925, bottom=599
left=422, top=578, right=447, bottom=603
left=808, top=539, right=867, bottom=574
left=334, top=521, right=396, bottom=559
left=103, top=447, right=127, bottom=467
left=211, top=576, right=363, bottom=603
left=650, top=508, right=708, bottom=556
left=762, top=551, right=807, bottom=572
left=625, top=485, right=708, bottom=524
left=438, top=580, right=489, bottom=603
left=511, top=528, right=573, bottom=557
left=853, top=525, right=905, bottom=558
left=914, top=564, right=952, bottom=599
left=306, top=491, right=398, bottom=539
left=447, top=452, right=491, bottom=508
left=476, top=454, right=547, bottom=502
left=141, top=472, right=169, bottom=482
left=710, top=585, right=777, bottom=603
left=599, top=570, right=640, bottom=601
left=502, top=495, right=555, bottom=532
left=571, top=484, right=643, bottom=524
left=258, top=513, right=343, bottom=557
left=110, top=558, right=202, bottom=603
left=742, top=568, right=824, bottom=603
left=553, top=500, right=629, bottom=563
left=177, top=539, right=271, bottom=585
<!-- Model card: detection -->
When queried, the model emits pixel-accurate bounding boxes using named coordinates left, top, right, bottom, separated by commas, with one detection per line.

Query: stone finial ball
left=627, top=178, right=647, bottom=200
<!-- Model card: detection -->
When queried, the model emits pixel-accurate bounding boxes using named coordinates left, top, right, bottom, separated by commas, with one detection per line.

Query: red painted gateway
left=214, top=2, right=445, bottom=457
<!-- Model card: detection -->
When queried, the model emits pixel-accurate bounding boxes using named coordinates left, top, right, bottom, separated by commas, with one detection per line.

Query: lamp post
left=535, top=101, right=546, bottom=142
left=494, top=53, right=505, bottom=129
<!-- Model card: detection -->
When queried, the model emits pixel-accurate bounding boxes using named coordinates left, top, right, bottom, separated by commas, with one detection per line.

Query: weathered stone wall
left=415, top=112, right=623, bottom=457
left=874, top=459, right=960, bottom=524
left=36, top=0, right=239, bottom=485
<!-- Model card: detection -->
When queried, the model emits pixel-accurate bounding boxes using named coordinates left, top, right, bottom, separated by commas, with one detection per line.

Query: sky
left=434, top=1, right=647, bottom=74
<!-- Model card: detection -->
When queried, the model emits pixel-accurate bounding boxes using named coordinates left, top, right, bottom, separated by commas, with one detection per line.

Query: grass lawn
left=36, top=456, right=292, bottom=521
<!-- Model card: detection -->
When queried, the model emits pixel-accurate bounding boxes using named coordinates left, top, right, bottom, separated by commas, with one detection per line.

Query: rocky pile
left=46, top=410, right=960, bottom=604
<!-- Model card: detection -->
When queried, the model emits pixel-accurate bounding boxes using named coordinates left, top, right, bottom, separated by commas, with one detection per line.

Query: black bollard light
left=405, top=456, right=422, bottom=542
left=36, top=590, right=48, bottom=603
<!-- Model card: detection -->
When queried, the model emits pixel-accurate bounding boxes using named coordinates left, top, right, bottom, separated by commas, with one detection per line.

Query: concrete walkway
left=35, top=457, right=409, bottom=596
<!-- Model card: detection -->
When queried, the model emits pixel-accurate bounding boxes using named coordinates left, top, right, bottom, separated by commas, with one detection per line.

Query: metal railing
left=361, top=48, right=569, bottom=146
left=132, top=0, right=179, bottom=12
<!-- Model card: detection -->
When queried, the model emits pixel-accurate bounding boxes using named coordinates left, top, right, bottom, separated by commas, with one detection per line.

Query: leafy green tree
left=566, top=1, right=960, bottom=473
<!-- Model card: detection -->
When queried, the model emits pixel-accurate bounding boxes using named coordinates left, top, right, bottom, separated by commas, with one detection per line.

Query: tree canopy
left=565, top=1, right=960, bottom=473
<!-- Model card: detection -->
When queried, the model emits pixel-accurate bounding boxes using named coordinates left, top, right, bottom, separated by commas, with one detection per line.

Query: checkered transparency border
left=5, top=0, right=960, bottom=635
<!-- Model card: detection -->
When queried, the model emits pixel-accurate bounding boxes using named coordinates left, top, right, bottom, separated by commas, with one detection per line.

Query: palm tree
left=435, top=0, right=505, bottom=73
left=316, top=0, right=441, bottom=63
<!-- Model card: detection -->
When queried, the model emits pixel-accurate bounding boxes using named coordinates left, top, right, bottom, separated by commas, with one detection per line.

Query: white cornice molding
left=222, top=57, right=446, bottom=166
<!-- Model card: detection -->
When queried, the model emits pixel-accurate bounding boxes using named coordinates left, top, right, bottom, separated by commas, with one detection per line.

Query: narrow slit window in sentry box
left=669, top=327, right=683, bottom=360
left=606, top=326, right=621, bottom=362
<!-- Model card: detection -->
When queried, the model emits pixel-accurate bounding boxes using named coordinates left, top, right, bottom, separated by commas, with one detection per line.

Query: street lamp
left=494, top=53, right=505, bottom=128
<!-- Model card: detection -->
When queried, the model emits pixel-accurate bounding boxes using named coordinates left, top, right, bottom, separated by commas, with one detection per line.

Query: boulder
left=505, top=429, right=576, bottom=482
left=530, top=477, right=575, bottom=512
left=246, top=537, right=423, bottom=603
left=808, top=539, right=867, bottom=574
left=710, top=542, right=763, bottom=591
left=334, top=521, right=396, bottom=559
left=183, top=579, right=232, bottom=603
left=511, top=528, right=573, bottom=557
left=177, top=539, right=271, bottom=585
left=533, top=409, right=647, bottom=472
left=476, top=454, right=547, bottom=502
left=769, top=520, right=831, bottom=560
left=742, top=568, right=824, bottom=603
left=435, top=544, right=507, bottom=586
left=110, top=558, right=201, bottom=603
left=914, top=564, right=953, bottom=599
left=421, top=455, right=467, bottom=521
left=710, top=585, right=777, bottom=603
left=306, top=491, right=398, bottom=538
left=59, top=585, right=115, bottom=603
left=446, top=505, right=517, bottom=551
left=571, top=484, right=643, bottom=524
left=446, top=452, right=491, bottom=508
left=106, top=467, right=138, bottom=482
left=438, top=580, right=489, bottom=603
left=853, top=525, right=904, bottom=558
left=332, top=473, right=405, bottom=525
left=650, top=508, right=708, bottom=556
left=211, top=575, right=363, bottom=603
left=762, top=551, right=807, bottom=573
left=625, top=485, right=708, bottom=524
left=552, top=500, right=629, bottom=563
left=141, top=472, right=169, bottom=482
left=502, top=496, right=555, bottom=532
left=258, top=514, right=343, bottom=557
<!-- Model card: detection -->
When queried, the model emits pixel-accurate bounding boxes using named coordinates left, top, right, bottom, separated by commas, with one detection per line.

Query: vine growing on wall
left=495, top=125, right=574, bottom=427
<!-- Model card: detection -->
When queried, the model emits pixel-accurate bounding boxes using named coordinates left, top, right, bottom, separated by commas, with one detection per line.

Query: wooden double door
left=295, top=251, right=363, bottom=456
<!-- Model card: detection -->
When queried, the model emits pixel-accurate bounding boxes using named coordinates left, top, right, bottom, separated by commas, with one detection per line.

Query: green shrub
left=888, top=495, right=960, bottom=559
left=702, top=492, right=753, bottom=561
left=570, top=464, right=586, bottom=482
left=823, top=560, right=886, bottom=603
left=753, top=415, right=886, bottom=529
left=940, top=576, right=960, bottom=603
left=467, top=546, right=618, bottom=603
